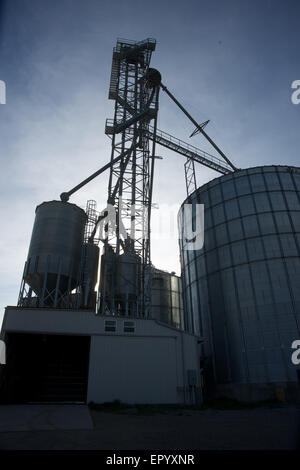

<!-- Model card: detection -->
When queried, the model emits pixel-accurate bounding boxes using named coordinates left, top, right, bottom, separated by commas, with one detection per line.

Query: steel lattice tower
left=100, top=38, right=159, bottom=317
left=57, top=37, right=235, bottom=318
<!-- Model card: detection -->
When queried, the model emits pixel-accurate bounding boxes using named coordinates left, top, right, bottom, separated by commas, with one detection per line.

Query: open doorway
left=1, top=333, right=90, bottom=403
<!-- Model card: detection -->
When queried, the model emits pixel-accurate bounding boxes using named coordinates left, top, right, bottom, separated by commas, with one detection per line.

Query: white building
left=0, top=307, right=202, bottom=405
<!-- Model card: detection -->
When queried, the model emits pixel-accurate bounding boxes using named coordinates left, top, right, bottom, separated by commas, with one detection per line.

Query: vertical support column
left=184, top=157, right=197, bottom=197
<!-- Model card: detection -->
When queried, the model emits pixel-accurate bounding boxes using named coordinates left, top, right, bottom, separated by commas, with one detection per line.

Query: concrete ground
left=0, top=404, right=299, bottom=450
left=0, top=404, right=93, bottom=432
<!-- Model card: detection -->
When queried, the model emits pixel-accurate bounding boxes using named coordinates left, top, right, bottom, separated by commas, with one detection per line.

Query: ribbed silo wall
left=178, top=165, right=300, bottom=401
left=25, top=201, right=87, bottom=296
left=151, top=269, right=184, bottom=329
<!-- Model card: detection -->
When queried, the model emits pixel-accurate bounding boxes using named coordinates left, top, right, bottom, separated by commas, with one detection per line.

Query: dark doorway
left=0, top=333, right=90, bottom=403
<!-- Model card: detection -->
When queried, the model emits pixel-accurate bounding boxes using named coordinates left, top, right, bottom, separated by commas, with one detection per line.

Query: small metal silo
left=21, top=200, right=87, bottom=307
left=98, top=243, right=141, bottom=316
left=151, top=268, right=183, bottom=329
left=115, top=249, right=141, bottom=316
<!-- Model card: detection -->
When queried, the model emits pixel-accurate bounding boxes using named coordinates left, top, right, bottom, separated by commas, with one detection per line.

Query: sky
left=0, top=0, right=299, bottom=326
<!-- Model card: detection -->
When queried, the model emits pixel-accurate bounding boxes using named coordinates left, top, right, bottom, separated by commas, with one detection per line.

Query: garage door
left=0, top=333, right=90, bottom=403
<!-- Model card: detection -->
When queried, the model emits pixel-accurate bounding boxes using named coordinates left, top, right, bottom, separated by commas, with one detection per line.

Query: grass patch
left=202, top=397, right=284, bottom=410
left=89, top=401, right=203, bottom=415
left=88, top=397, right=285, bottom=415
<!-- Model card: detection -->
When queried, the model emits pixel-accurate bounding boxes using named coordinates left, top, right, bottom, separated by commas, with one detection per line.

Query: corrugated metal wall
left=151, top=269, right=184, bottom=329
left=179, top=165, right=300, bottom=386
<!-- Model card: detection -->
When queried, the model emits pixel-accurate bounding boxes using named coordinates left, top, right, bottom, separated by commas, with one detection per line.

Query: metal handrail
left=148, top=125, right=232, bottom=171
left=114, top=38, right=156, bottom=53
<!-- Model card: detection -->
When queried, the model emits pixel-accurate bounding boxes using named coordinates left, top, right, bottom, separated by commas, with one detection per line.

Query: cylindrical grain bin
left=178, top=165, right=300, bottom=401
left=114, top=251, right=141, bottom=316
left=115, top=251, right=141, bottom=298
left=24, top=201, right=87, bottom=303
left=151, top=268, right=184, bottom=329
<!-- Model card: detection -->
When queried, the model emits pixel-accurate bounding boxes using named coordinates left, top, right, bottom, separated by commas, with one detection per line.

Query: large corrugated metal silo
left=178, top=165, right=300, bottom=401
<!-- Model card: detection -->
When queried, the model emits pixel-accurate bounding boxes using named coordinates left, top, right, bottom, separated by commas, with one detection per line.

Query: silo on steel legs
left=178, top=165, right=300, bottom=402
left=18, top=201, right=87, bottom=308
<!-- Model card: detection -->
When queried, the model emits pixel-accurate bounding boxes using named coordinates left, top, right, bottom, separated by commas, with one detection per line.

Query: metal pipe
left=60, top=142, right=140, bottom=202
left=160, top=82, right=238, bottom=171
left=89, top=136, right=139, bottom=243
left=147, top=86, right=160, bottom=259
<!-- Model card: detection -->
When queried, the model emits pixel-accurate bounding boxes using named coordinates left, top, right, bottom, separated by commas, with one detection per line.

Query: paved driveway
left=0, top=405, right=299, bottom=450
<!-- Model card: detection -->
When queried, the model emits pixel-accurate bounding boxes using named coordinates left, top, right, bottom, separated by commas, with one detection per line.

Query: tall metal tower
left=99, top=38, right=160, bottom=317
left=57, top=37, right=236, bottom=318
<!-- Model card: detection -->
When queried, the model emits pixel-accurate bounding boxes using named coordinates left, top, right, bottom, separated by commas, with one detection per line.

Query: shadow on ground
left=0, top=399, right=299, bottom=450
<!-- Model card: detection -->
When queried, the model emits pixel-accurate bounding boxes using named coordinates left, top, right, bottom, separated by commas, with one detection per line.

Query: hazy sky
left=0, top=0, right=299, bottom=325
